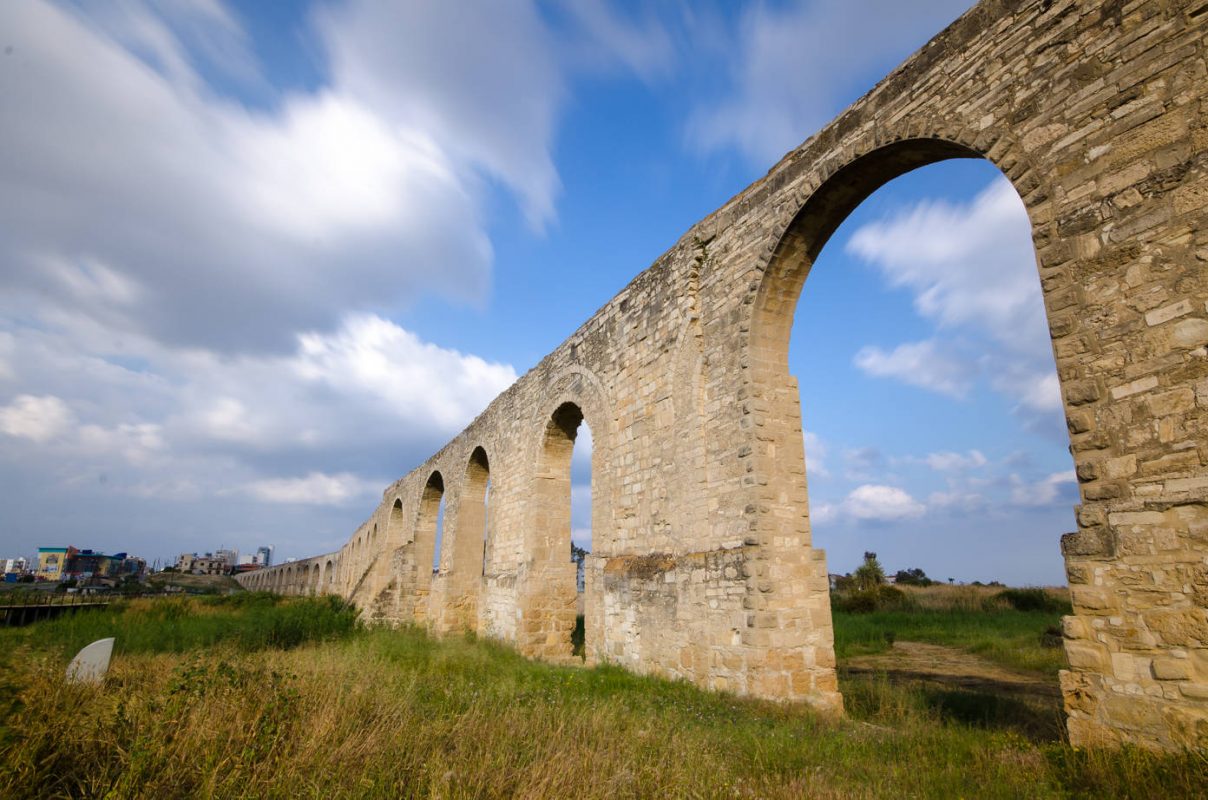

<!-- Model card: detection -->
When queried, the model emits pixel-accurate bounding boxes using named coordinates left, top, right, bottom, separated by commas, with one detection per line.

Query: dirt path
left=841, top=641, right=1060, bottom=698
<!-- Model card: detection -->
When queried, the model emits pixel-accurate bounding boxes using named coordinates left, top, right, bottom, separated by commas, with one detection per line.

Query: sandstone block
left=1171, top=318, right=1208, bottom=349
left=1152, top=658, right=1192, bottom=681
left=1145, top=299, right=1194, bottom=326
left=1111, top=375, right=1158, bottom=400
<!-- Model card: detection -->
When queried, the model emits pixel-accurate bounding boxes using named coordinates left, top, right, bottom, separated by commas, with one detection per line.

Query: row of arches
left=236, top=401, right=595, bottom=659
left=240, top=556, right=336, bottom=596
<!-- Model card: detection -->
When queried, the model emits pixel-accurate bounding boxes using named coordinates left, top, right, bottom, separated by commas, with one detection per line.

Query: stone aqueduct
left=237, top=0, right=1208, bottom=748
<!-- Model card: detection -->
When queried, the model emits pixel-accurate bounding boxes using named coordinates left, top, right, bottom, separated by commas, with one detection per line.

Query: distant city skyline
left=0, top=0, right=1073, bottom=584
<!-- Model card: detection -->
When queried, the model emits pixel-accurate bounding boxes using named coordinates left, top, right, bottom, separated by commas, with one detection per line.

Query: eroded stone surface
left=237, top=0, right=1208, bottom=750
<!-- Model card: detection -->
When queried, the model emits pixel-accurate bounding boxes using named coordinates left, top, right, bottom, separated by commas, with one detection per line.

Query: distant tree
left=570, top=543, right=589, bottom=591
left=853, top=552, right=885, bottom=591
left=948, top=577, right=955, bottom=585
left=17, top=574, right=34, bottom=583
left=893, top=567, right=932, bottom=587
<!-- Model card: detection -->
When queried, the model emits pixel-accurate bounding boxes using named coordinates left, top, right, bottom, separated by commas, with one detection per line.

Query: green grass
left=1, top=596, right=1204, bottom=798
left=0, top=592, right=359, bottom=658
left=834, top=608, right=1069, bottom=675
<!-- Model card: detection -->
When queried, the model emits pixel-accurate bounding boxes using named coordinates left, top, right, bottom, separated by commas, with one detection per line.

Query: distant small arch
left=414, top=471, right=445, bottom=593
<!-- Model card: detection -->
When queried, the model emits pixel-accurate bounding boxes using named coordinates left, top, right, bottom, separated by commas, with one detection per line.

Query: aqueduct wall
left=237, top=0, right=1208, bottom=749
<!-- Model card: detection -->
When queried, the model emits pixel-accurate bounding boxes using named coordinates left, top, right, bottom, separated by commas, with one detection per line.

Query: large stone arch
left=517, top=366, right=613, bottom=662
left=704, top=4, right=1205, bottom=746
left=733, top=133, right=1051, bottom=716
left=267, top=1, right=1206, bottom=749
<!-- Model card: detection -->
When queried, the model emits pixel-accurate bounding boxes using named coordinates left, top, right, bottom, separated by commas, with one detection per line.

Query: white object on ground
left=66, top=637, right=115, bottom=684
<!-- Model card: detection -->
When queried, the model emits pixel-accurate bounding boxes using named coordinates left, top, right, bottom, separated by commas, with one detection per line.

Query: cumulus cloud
left=803, top=430, right=829, bottom=478
left=242, top=472, right=379, bottom=506
left=847, top=177, right=1066, bottom=435
left=316, top=0, right=564, bottom=230
left=0, top=0, right=675, bottom=560
left=0, top=1, right=496, bottom=355
left=1010, top=471, right=1077, bottom=508
left=809, top=501, right=838, bottom=525
left=854, top=339, right=975, bottom=399
left=0, top=395, right=75, bottom=443
left=688, top=0, right=973, bottom=162
left=848, top=179, right=1048, bottom=357
left=843, top=484, right=925, bottom=522
left=923, top=450, right=987, bottom=472
left=927, top=489, right=988, bottom=515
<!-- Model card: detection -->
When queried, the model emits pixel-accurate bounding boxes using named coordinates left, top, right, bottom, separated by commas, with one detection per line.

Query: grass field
left=834, top=585, right=1072, bottom=675
left=1, top=592, right=1204, bottom=799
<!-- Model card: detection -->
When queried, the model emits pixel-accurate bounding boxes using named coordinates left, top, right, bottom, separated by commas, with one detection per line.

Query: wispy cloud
left=687, top=0, right=973, bottom=162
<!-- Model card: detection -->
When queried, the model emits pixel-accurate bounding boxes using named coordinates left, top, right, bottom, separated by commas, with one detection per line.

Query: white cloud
left=854, top=339, right=974, bottom=398
left=846, top=177, right=1067, bottom=436
left=688, top=0, right=973, bottom=162
left=843, top=484, right=925, bottom=522
left=0, top=313, right=516, bottom=531
left=809, top=501, right=837, bottom=525
left=0, top=0, right=675, bottom=561
left=552, top=1, right=674, bottom=82
left=77, top=422, right=165, bottom=466
left=0, top=395, right=75, bottom=443
left=803, top=430, right=829, bottom=478
left=923, top=450, right=987, bottom=472
left=927, top=489, right=987, bottom=515
left=317, top=0, right=564, bottom=230
left=1010, top=471, right=1077, bottom=508
left=992, top=367, right=1064, bottom=417
left=0, top=1, right=504, bottom=354
left=242, top=472, right=378, bottom=506
left=571, top=527, right=593, bottom=551
left=291, top=315, right=518, bottom=434
left=0, top=333, right=14, bottom=381
left=848, top=178, right=1048, bottom=357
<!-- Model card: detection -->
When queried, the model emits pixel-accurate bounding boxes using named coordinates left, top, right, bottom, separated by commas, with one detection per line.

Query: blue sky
left=0, top=0, right=1074, bottom=584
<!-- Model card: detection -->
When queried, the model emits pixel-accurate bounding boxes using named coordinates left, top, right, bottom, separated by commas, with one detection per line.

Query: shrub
left=831, top=585, right=908, bottom=613
left=894, top=568, right=932, bottom=586
left=996, top=588, right=1068, bottom=613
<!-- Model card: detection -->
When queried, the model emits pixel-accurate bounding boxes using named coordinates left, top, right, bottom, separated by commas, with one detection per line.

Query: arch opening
left=415, top=471, right=445, bottom=609
left=530, top=401, right=594, bottom=660
left=752, top=142, right=1076, bottom=723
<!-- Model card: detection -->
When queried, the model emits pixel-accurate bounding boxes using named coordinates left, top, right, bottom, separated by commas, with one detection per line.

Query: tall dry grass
left=1, top=596, right=1204, bottom=798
